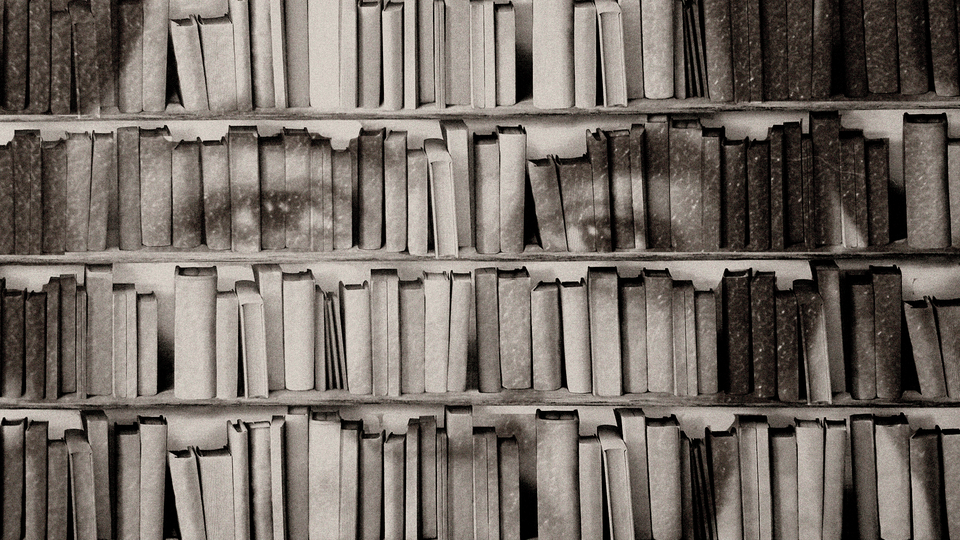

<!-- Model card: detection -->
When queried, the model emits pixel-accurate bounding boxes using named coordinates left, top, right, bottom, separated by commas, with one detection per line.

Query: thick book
left=227, top=126, right=261, bottom=252
left=795, top=419, right=824, bottom=539
left=169, top=449, right=206, bottom=540
left=170, top=17, right=209, bottom=110
left=850, top=415, right=879, bottom=540
left=620, top=276, right=647, bottom=394
left=647, top=417, right=682, bottom=540
left=23, top=291, right=45, bottom=400
left=562, top=279, right=593, bottom=394
left=282, top=410, right=308, bottom=540
left=474, top=134, right=500, bottom=254
left=308, top=0, right=337, bottom=108
left=174, top=267, right=217, bottom=398
left=846, top=272, right=877, bottom=399
left=640, top=0, right=674, bottom=98
left=49, top=8, right=71, bottom=114
left=761, top=0, right=787, bottom=99
left=171, top=139, right=202, bottom=248
left=2, top=289, right=25, bottom=398
left=897, top=0, right=929, bottom=94
left=41, top=139, right=67, bottom=254
left=875, top=415, right=912, bottom=540
left=331, top=140, right=357, bottom=250
left=616, top=408, right=652, bottom=538
left=531, top=282, right=561, bottom=390
left=911, top=428, right=943, bottom=539
left=139, top=127, right=173, bottom=247
left=596, top=0, right=628, bottom=106
left=142, top=0, right=169, bottom=112
left=235, top=281, right=269, bottom=397
left=579, top=435, right=603, bottom=540
left=770, top=427, right=798, bottom=540
left=69, top=1, right=100, bottom=115
left=11, top=131, right=41, bottom=255
left=811, top=260, right=845, bottom=393
left=822, top=420, right=846, bottom=539
left=47, top=438, right=69, bottom=540
left=695, top=289, right=719, bottom=394
left=195, top=447, right=236, bottom=540
left=722, top=138, right=747, bottom=249
left=27, top=0, right=51, bottom=112
left=840, top=130, right=868, bottom=247
left=498, top=126, right=527, bottom=253
left=407, top=148, right=428, bottom=255
left=701, top=128, right=723, bottom=249
left=794, top=280, right=832, bottom=403
left=746, top=139, right=770, bottom=250
left=399, top=278, right=426, bottom=393
left=775, top=289, right=800, bottom=402
left=283, top=271, right=316, bottom=391
left=536, top=411, right=580, bottom=540
left=370, top=269, right=401, bottom=396
left=84, top=265, right=113, bottom=396
left=703, top=0, right=733, bottom=101
left=786, top=0, right=813, bottom=99
left=904, top=113, right=950, bottom=248
left=447, top=407, right=474, bottom=540
left=307, top=412, right=340, bottom=540
left=750, top=272, right=776, bottom=398
left=619, top=0, right=642, bottom=99
left=589, top=267, right=622, bottom=396
left=862, top=0, right=898, bottom=93
left=708, top=428, right=742, bottom=540
left=527, top=158, right=567, bottom=251
left=341, top=281, right=372, bottom=394
left=139, top=416, right=167, bottom=540
left=670, top=120, right=703, bottom=251
left=258, top=135, right=286, bottom=249
left=645, top=119, right=672, bottom=249
left=872, top=265, right=902, bottom=399
left=840, top=0, right=867, bottom=97
left=557, top=155, right=596, bottom=252
left=65, top=132, right=92, bottom=252
left=358, top=0, right=381, bottom=108
left=2, top=419, right=26, bottom=540
left=248, top=0, right=275, bottom=107
left=21, top=420, right=44, bottom=540
left=424, top=139, right=459, bottom=256
left=357, top=129, right=385, bottom=250
left=448, top=273, right=472, bottom=393
left=720, top=269, right=751, bottom=394
left=137, top=292, right=158, bottom=396
left=116, top=424, right=141, bottom=540
left=498, top=268, right=532, bottom=389
left=904, top=298, right=948, bottom=398
left=282, top=128, right=311, bottom=250
left=253, top=264, right=285, bottom=390
left=117, top=0, right=143, bottom=112
left=424, top=272, right=451, bottom=392
left=65, top=428, right=97, bottom=540
left=532, top=0, right=574, bottom=107
left=197, top=16, right=238, bottom=112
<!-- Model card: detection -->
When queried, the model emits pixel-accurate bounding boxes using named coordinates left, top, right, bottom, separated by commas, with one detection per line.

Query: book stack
left=0, top=266, right=158, bottom=402
left=1, top=112, right=921, bottom=256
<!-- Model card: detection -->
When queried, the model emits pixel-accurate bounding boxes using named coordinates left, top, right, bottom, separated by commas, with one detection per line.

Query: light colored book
left=596, top=0, right=627, bottom=106
left=532, top=0, right=574, bottom=108
left=229, top=0, right=253, bottom=110
left=495, top=2, right=515, bottom=105
left=283, top=271, right=316, bottom=390
left=382, top=0, right=403, bottom=110
left=574, top=0, right=596, bottom=108
left=269, top=0, right=287, bottom=107
left=424, top=139, right=459, bottom=257
left=340, top=0, right=358, bottom=107
left=403, top=0, right=417, bottom=108
left=235, top=280, right=269, bottom=398
left=284, top=0, right=309, bottom=106
left=198, top=16, right=238, bottom=111
left=358, top=0, right=382, bottom=108
left=170, top=17, right=209, bottom=110
left=174, top=266, right=218, bottom=399
left=253, top=264, right=285, bottom=391
left=309, top=0, right=340, bottom=108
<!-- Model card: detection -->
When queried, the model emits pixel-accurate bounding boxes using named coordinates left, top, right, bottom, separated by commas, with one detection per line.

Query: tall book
left=235, top=281, right=269, bottom=398
left=170, top=17, right=209, bottom=110
left=168, top=449, right=206, bottom=540
left=647, top=416, right=682, bottom=540
left=904, top=113, right=950, bottom=248
left=474, top=134, right=501, bottom=254
left=794, top=280, right=832, bottom=403
left=532, top=0, right=574, bottom=107
left=875, top=415, right=911, bottom=540
left=589, top=267, right=622, bottom=396
left=616, top=408, right=651, bottom=538
left=283, top=271, right=315, bottom=391
left=174, top=267, right=217, bottom=398
left=497, top=269, right=531, bottom=389
left=447, top=407, right=474, bottom=540
left=139, top=416, right=167, bottom=540
left=562, top=279, right=592, bottom=394
left=341, top=281, right=372, bottom=394
left=862, top=0, right=898, bottom=93
left=424, top=139, right=459, bottom=257
left=904, top=298, right=947, bottom=398
left=498, top=126, right=526, bottom=253
left=536, top=410, right=580, bottom=540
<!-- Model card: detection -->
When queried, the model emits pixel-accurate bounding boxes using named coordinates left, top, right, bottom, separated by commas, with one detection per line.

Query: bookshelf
left=6, top=1, right=960, bottom=539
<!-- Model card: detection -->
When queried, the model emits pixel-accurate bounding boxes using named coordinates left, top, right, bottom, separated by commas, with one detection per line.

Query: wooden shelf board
left=0, top=388, right=951, bottom=409
left=4, top=94, right=960, bottom=122
left=0, top=242, right=954, bottom=264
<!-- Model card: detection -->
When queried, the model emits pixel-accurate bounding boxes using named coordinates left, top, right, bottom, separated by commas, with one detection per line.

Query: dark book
left=65, top=428, right=97, bottom=540
left=89, top=132, right=117, bottom=252
left=447, top=407, right=474, bottom=540
left=672, top=281, right=696, bottom=396
left=840, top=0, right=867, bottom=96
left=846, top=271, right=876, bottom=400
left=840, top=130, right=868, bottom=248
left=768, top=125, right=785, bottom=250
left=905, top=298, right=947, bottom=398
left=49, top=7, right=72, bottom=114
left=786, top=0, right=813, bottom=99
left=59, top=274, right=76, bottom=395
left=69, top=1, right=100, bottom=115
left=81, top=411, right=111, bottom=540
left=775, top=288, right=800, bottom=402
left=2, top=289, right=25, bottom=398
left=721, top=138, right=747, bottom=250
left=896, top=0, right=929, bottom=94
left=620, top=276, right=647, bottom=394
left=27, top=0, right=51, bottom=112
left=702, top=127, right=722, bottom=250
left=721, top=269, right=751, bottom=394
left=746, top=139, right=770, bottom=250
left=358, top=128, right=384, bottom=250
left=284, top=128, right=311, bottom=251
left=556, top=155, right=596, bottom=252
left=171, top=139, right=202, bottom=248
left=811, top=261, right=845, bottom=394
left=419, top=415, right=438, bottom=538
left=629, top=124, right=647, bottom=249
left=4, top=0, right=28, bottom=110
left=646, top=118, right=671, bottom=249
left=47, top=438, right=69, bottom=540
left=65, top=132, right=92, bottom=252
left=934, top=297, right=960, bottom=397
left=139, top=127, right=173, bottom=247
left=527, top=157, right=567, bottom=251
left=670, top=120, right=703, bottom=251
left=12, top=130, right=42, bottom=254
left=708, top=428, right=742, bottom=540
left=750, top=272, right=775, bottom=398
left=259, top=134, right=286, bottom=250
left=43, top=278, right=59, bottom=400
left=41, top=139, right=67, bottom=254
left=702, top=0, right=733, bottom=101
left=590, top=267, right=622, bottom=396
left=911, top=428, right=943, bottom=538
left=333, top=139, right=358, bottom=251
left=23, top=421, right=47, bottom=540
left=644, top=268, right=673, bottom=394
left=23, top=291, right=45, bottom=400
left=116, top=127, right=141, bottom=250
left=782, top=122, right=804, bottom=247
left=201, top=138, right=230, bottom=250
left=536, top=410, right=580, bottom=540
left=474, top=268, right=500, bottom=393
left=794, top=280, right=832, bottom=403
left=498, top=268, right=532, bottom=390
left=945, top=430, right=960, bottom=538
left=399, top=278, right=426, bottom=394
left=822, top=419, right=846, bottom=539
left=311, top=136, right=335, bottom=253
left=862, top=0, right=898, bottom=93
left=904, top=114, right=950, bottom=248
left=801, top=135, right=816, bottom=247
left=606, top=130, right=635, bottom=250
left=849, top=415, right=879, bottom=540
left=729, top=0, right=749, bottom=102
left=928, top=0, right=959, bottom=96
left=2, top=419, right=26, bottom=540
left=586, top=129, right=613, bottom=252
left=531, top=281, right=561, bottom=391
left=227, top=126, right=261, bottom=252
left=745, top=0, right=762, bottom=101
left=90, top=0, right=115, bottom=109
left=810, top=0, right=837, bottom=98
left=811, top=111, right=842, bottom=246
left=695, top=289, right=719, bottom=394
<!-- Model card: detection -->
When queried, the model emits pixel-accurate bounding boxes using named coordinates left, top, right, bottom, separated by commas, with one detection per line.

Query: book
left=249, top=0, right=275, bottom=107
left=23, top=291, right=45, bottom=400
left=399, top=279, right=426, bottom=394
left=701, top=128, right=723, bottom=249
left=258, top=135, right=286, bottom=249
left=41, top=139, right=67, bottom=254
left=821, top=419, right=846, bottom=539
left=310, top=136, right=335, bottom=252
left=422, top=272, right=451, bottom=392
left=332, top=139, right=357, bottom=250
left=647, top=417, right=682, bottom=539
left=596, top=0, right=627, bottom=106
left=589, top=267, right=622, bottom=396
left=761, top=0, right=787, bottom=99
left=195, top=447, right=235, bottom=540
left=214, top=291, right=239, bottom=399
left=905, top=298, right=948, bottom=398
left=840, top=130, right=868, bottom=247
left=65, top=132, right=92, bottom=252
left=235, top=281, right=269, bottom=397
left=112, top=285, right=137, bottom=399
left=308, top=0, right=338, bottom=108
left=531, top=0, right=574, bottom=108
left=562, top=279, right=593, bottom=394
left=536, top=410, right=580, bottom=540
left=174, top=266, right=217, bottom=398
left=358, top=128, right=385, bottom=250
left=850, top=415, right=879, bottom=540
left=871, top=265, right=902, bottom=399
left=281, top=410, right=308, bottom=540
left=474, top=133, right=501, bottom=254
left=281, top=0, right=308, bottom=107
left=749, top=272, right=776, bottom=398
left=76, top=286, right=87, bottom=398
left=862, top=0, right=898, bottom=93
left=720, top=269, right=750, bottom=394
left=670, top=120, right=703, bottom=251
left=497, top=268, right=531, bottom=389
left=253, top=264, right=285, bottom=390
left=358, top=0, right=382, bottom=108
left=49, top=8, right=72, bottom=114
left=1, top=289, right=24, bottom=398
left=404, top=421, right=420, bottom=540
left=306, top=412, right=340, bottom=540
left=783, top=122, right=805, bottom=246
left=794, top=280, right=832, bottom=403
left=137, top=292, right=158, bottom=396
left=695, top=289, right=718, bottom=394
left=774, top=289, right=799, bottom=402
left=226, top=422, right=251, bottom=540
left=875, top=415, right=911, bottom=540
left=703, top=0, right=733, bottom=101
left=2, top=418, right=26, bottom=540
left=606, top=129, right=635, bottom=249
left=904, top=113, right=950, bottom=248
left=447, top=407, right=474, bottom=540
left=341, top=281, right=372, bottom=394
left=170, top=17, right=209, bottom=110
left=786, top=0, right=813, bottom=99
left=499, top=436, right=520, bottom=540
left=370, top=269, right=400, bottom=396
left=139, top=416, right=167, bottom=540
left=282, top=128, right=311, bottom=250
left=498, top=126, right=526, bottom=253
left=708, top=427, right=742, bottom=540
left=383, top=131, right=407, bottom=252
left=170, top=139, right=202, bottom=248
left=640, top=0, right=674, bottom=98
left=531, top=281, right=561, bottom=390
left=617, top=408, right=652, bottom=538
left=42, top=279, right=60, bottom=400
left=142, top=0, right=169, bottom=111
left=420, top=416, right=439, bottom=538
left=527, top=158, right=567, bottom=251
left=770, top=427, right=798, bottom=540
left=597, top=425, right=634, bottom=540
left=85, top=265, right=113, bottom=396
left=139, top=127, right=173, bottom=247
left=69, top=1, right=100, bottom=115
left=283, top=271, right=316, bottom=391
left=722, top=138, right=748, bottom=249
left=47, top=439, right=69, bottom=540
left=27, top=0, right=51, bottom=112
left=407, top=148, right=429, bottom=255
left=65, top=428, right=97, bottom=540
left=811, top=261, right=845, bottom=394
left=339, top=421, right=361, bottom=539
left=116, top=424, right=141, bottom=540
left=58, top=275, right=76, bottom=395
left=383, top=432, right=404, bottom=539
left=795, top=419, right=825, bottom=539
left=746, top=139, right=770, bottom=250
left=441, top=121, right=473, bottom=248
left=168, top=449, right=206, bottom=540
left=579, top=435, right=603, bottom=539
left=246, top=421, right=274, bottom=540
left=897, top=0, right=929, bottom=94
left=912, top=428, right=943, bottom=539
left=12, top=131, right=42, bottom=254
left=573, top=0, right=596, bottom=107
left=644, top=268, right=673, bottom=394
left=448, top=273, right=472, bottom=393
left=117, top=0, right=144, bottom=112
left=314, top=286, right=328, bottom=390
left=944, top=429, right=960, bottom=537
left=424, top=139, right=459, bottom=257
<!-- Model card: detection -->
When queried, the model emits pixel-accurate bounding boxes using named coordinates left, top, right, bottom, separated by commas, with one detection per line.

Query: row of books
left=4, top=408, right=950, bottom=540
left=7, top=112, right=939, bottom=257
left=8, top=261, right=947, bottom=403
